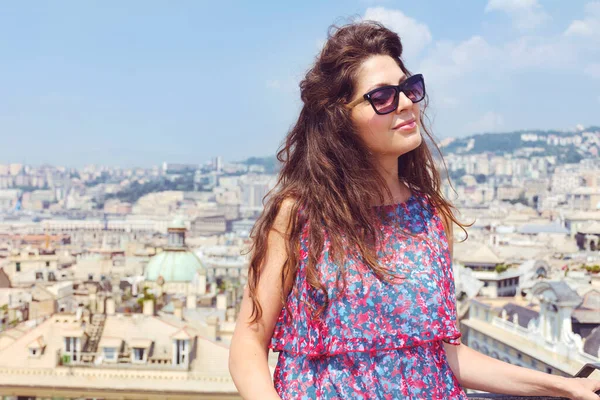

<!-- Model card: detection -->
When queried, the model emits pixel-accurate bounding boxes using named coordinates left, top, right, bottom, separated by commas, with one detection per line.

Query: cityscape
left=0, top=125, right=599, bottom=398
left=2, top=0, right=600, bottom=398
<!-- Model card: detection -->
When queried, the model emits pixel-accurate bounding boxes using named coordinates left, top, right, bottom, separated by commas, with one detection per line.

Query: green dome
left=144, top=250, right=206, bottom=282
left=168, top=218, right=186, bottom=230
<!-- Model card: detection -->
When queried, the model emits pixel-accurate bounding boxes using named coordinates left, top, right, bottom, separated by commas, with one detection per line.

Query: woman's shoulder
left=272, top=197, right=298, bottom=234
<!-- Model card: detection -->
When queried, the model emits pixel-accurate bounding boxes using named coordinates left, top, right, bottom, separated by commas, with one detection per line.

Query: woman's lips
left=393, top=118, right=417, bottom=131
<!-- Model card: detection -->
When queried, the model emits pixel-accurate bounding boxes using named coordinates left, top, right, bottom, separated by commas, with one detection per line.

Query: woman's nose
left=395, top=92, right=413, bottom=114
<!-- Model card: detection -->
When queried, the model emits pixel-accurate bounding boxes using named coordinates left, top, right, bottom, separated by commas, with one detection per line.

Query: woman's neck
left=374, top=156, right=411, bottom=204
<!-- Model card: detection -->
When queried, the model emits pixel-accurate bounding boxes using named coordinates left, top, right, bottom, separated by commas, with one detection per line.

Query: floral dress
left=268, top=191, right=467, bottom=399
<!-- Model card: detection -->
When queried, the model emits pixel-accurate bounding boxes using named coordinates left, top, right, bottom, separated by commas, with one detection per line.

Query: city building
left=0, top=302, right=239, bottom=399
left=143, top=220, right=207, bottom=296
left=462, top=281, right=600, bottom=377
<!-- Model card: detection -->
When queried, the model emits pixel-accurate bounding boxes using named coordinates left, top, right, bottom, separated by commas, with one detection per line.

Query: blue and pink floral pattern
left=269, top=192, right=467, bottom=399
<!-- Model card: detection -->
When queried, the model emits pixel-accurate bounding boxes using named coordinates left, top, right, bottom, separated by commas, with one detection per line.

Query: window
left=517, top=353, right=522, bottom=360
left=29, top=348, right=37, bottom=357
left=103, top=347, right=116, bottom=361
left=174, top=339, right=189, bottom=365
left=35, top=272, right=43, bottom=280
left=16, top=262, right=21, bottom=272
left=133, top=348, right=145, bottom=362
left=546, top=367, right=552, bottom=374
left=64, top=337, right=79, bottom=361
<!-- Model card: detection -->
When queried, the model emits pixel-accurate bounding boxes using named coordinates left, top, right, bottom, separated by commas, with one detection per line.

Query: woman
left=229, top=21, right=600, bottom=399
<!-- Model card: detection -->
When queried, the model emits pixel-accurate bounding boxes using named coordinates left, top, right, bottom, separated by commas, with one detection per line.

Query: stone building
left=0, top=300, right=239, bottom=399
left=463, top=281, right=600, bottom=377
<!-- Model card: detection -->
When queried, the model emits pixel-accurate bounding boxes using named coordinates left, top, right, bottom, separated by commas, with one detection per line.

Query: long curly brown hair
left=247, top=21, right=468, bottom=323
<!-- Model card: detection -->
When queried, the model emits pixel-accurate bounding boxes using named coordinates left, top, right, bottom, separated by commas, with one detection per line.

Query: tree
left=495, top=264, right=508, bottom=273
left=136, top=286, right=156, bottom=308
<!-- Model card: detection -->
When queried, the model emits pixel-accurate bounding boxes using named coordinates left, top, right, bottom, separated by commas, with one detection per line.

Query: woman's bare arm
left=229, top=199, right=296, bottom=400
left=444, top=342, right=600, bottom=399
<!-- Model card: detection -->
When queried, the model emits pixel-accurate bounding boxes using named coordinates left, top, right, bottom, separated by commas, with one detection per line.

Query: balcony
left=57, top=349, right=191, bottom=371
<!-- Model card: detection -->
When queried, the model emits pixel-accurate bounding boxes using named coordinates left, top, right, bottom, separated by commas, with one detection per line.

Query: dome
left=144, top=250, right=206, bottom=283
left=168, top=218, right=186, bottom=230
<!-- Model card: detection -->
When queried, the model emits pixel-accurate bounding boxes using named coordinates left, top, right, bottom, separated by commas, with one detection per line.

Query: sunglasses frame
left=347, top=74, right=425, bottom=115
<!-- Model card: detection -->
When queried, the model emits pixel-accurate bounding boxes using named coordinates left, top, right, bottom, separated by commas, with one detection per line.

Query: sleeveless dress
left=268, top=191, right=467, bottom=399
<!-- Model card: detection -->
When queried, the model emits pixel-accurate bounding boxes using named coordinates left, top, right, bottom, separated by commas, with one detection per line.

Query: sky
left=1, top=0, right=599, bottom=167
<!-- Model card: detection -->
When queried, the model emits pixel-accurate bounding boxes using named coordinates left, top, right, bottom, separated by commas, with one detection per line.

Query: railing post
left=574, top=362, right=600, bottom=378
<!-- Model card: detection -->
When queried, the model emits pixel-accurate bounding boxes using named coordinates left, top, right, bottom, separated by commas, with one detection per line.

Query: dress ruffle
left=269, top=192, right=462, bottom=358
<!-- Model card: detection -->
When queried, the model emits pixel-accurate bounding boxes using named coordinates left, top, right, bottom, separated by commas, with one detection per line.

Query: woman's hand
left=564, top=377, right=600, bottom=400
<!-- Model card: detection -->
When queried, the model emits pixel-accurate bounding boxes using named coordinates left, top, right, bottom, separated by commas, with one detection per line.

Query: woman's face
left=349, top=54, right=422, bottom=159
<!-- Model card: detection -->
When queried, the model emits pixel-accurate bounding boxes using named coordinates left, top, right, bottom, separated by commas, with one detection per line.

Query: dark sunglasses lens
left=370, top=87, right=397, bottom=114
left=403, top=77, right=425, bottom=103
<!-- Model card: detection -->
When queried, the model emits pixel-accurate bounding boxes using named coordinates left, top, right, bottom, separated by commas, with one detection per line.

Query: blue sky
left=1, top=1, right=599, bottom=167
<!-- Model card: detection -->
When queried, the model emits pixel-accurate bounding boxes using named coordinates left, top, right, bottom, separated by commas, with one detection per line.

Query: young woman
left=229, top=21, right=600, bottom=399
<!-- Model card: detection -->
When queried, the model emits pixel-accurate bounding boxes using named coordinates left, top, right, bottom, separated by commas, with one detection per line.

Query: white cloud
left=564, top=1, right=600, bottom=38
left=465, top=111, right=505, bottom=134
left=363, top=7, right=432, bottom=60
left=485, top=0, right=550, bottom=30
left=585, top=1, right=600, bottom=18
left=565, top=20, right=596, bottom=36
left=585, top=63, right=600, bottom=79
left=418, top=36, right=498, bottom=87
left=504, top=36, right=576, bottom=69
left=353, top=4, right=597, bottom=137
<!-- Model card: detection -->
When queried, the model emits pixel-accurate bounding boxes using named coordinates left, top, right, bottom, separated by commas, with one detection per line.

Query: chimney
left=194, top=274, right=207, bottom=295
left=105, top=297, right=115, bottom=316
left=173, top=299, right=183, bottom=320
left=97, top=294, right=105, bottom=313
left=209, top=282, right=217, bottom=295
left=226, top=307, right=236, bottom=323
left=89, top=293, right=97, bottom=313
left=143, top=299, right=155, bottom=316
left=206, top=315, right=219, bottom=340
left=216, top=294, right=227, bottom=310
left=186, top=294, right=197, bottom=310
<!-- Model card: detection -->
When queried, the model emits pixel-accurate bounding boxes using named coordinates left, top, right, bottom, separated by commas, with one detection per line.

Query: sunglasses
left=347, top=74, right=425, bottom=115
